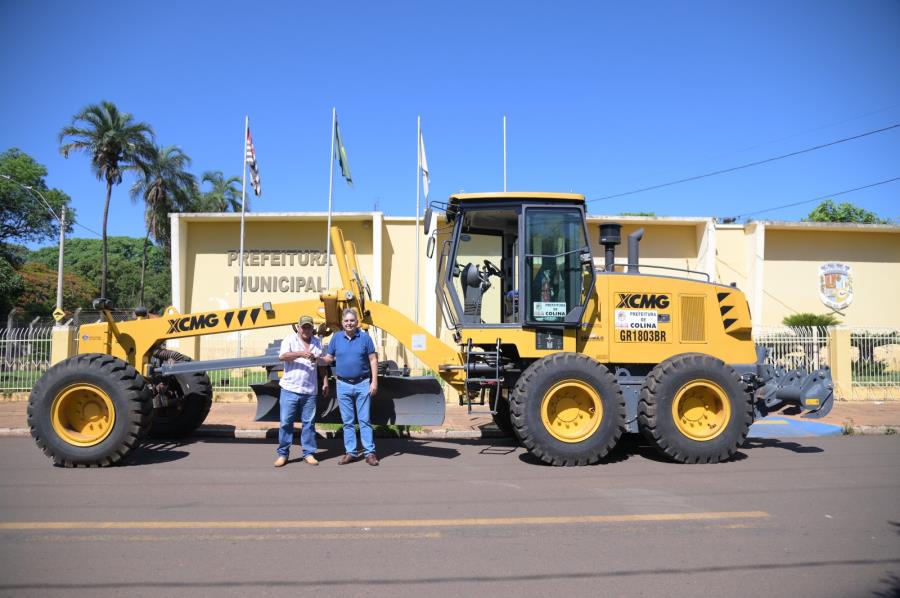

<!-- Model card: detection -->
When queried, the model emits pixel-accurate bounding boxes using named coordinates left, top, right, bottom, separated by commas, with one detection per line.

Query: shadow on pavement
left=127, top=431, right=824, bottom=467
left=742, top=437, right=825, bottom=454
left=128, top=442, right=191, bottom=465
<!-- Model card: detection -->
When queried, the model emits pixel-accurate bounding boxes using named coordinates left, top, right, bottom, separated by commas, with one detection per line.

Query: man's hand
left=369, top=380, right=378, bottom=397
left=322, top=379, right=330, bottom=393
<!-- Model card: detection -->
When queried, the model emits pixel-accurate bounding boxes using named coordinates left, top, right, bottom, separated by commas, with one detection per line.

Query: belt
left=336, top=375, right=371, bottom=384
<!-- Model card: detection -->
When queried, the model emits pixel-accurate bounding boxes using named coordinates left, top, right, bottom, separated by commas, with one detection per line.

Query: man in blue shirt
left=322, top=308, right=380, bottom=465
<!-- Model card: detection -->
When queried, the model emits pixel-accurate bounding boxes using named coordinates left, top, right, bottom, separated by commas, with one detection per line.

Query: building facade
left=168, top=211, right=900, bottom=370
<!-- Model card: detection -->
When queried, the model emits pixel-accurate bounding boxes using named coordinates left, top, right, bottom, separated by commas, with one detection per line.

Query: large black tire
left=510, top=353, right=625, bottom=466
left=147, top=350, right=213, bottom=438
left=488, top=386, right=515, bottom=438
left=638, top=353, right=752, bottom=464
left=27, top=353, right=152, bottom=467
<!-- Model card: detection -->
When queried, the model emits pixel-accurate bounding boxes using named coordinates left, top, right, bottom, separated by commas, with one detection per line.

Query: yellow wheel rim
left=51, top=384, right=116, bottom=447
left=672, top=379, right=731, bottom=442
left=541, top=380, right=603, bottom=443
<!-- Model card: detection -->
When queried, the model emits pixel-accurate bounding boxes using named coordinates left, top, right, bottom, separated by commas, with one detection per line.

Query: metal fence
left=0, top=326, right=53, bottom=393
left=752, top=326, right=831, bottom=372
left=4, top=324, right=898, bottom=398
left=850, top=328, right=900, bottom=400
left=196, top=333, right=275, bottom=392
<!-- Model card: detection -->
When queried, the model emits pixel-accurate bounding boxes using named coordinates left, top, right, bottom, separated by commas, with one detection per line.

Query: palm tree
left=129, top=145, right=196, bottom=306
left=59, top=101, right=155, bottom=300
left=198, top=170, right=243, bottom=212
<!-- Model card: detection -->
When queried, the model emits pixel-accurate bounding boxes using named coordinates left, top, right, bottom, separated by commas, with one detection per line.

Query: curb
left=191, top=426, right=506, bottom=441
left=0, top=426, right=897, bottom=440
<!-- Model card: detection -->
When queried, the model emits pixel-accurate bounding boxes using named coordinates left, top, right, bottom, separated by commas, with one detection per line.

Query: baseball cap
left=297, top=315, right=315, bottom=328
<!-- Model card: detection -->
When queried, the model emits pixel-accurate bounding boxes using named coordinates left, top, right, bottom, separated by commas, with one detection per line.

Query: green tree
left=130, top=145, right=195, bottom=305
left=782, top=312, right=840, bottom=327
left=0, top=148, right=73, bottom=248
left=58, top=101, right=155, bottom=299
left=0, top=149, right=74, bottom=318
left=197, top=170, right=243, bottom=212
left=0, top=257, right=23, bottom=317
left=28, top=237, right=171, bottom=312
left=805, top=200, right=887, bottom=224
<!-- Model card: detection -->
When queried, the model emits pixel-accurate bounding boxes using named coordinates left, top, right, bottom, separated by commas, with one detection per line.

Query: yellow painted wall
left=174, top=214, right=900, bottom=359
left=183, top=218, right=374, bottom=357
left=715, top=227, right=752, bottom=290
left=763, top=229, right=900, bottom=328
left=586, top=220, right=704, bottom=273
left=381, top=219, right=432, bottom=371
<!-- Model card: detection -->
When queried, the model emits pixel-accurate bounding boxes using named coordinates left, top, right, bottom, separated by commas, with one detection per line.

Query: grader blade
left=251, top=375, right=446, bottom=426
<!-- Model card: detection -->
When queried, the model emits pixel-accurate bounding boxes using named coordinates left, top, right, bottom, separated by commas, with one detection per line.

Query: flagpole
left=325, top=107, right=336, bottom=289
left=414, top=116, right=421, bottom=324
left=503, top=115, right=508, bottom=192
left=238, top=115, right=249, bottom=357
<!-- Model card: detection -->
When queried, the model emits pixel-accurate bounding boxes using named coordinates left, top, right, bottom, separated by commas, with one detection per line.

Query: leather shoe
left=365, top=453, right=379, bottom=466
left=337, top=453, right=356, bottom=465
left=273, top=456, right=287, bottom=468
left=304, top=455, right=319, bottom=466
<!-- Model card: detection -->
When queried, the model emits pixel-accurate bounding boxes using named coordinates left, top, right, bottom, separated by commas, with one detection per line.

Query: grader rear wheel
left=638, top=353, right=752, bottom=463
left=510, top=353, right=624, bottom=466
left=27, top=353, right=152, bottom=467
left=147, top=350, right=213, bottom=438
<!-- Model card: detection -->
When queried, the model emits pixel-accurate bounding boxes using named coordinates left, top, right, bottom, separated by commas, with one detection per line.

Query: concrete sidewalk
left=1, top=398, right=898, bottom=438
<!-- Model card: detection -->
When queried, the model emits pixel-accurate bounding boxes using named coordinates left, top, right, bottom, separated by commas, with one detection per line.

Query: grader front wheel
left=510, top=353, right=625, bottom=466
left=28, top=354, right=152, bottom=467
left=638, top=354, right=752, bottom=464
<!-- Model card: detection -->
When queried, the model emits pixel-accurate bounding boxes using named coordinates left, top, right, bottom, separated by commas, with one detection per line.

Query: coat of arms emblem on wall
left=819, top=263, right=853, bottom=311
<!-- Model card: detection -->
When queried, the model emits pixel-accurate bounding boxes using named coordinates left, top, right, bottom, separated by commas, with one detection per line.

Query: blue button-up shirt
left=326, top=328, right=376, bottom=379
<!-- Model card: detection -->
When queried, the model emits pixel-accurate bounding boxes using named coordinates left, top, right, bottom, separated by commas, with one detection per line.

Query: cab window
left=524, top=208, right=592, bottom=324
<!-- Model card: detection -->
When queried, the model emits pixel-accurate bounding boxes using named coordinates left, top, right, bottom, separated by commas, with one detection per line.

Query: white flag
left=419, top=129, right=430, bottom=200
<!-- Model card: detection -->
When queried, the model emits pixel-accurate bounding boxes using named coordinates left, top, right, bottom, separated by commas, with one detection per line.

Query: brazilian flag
left=334, top=118, right=352, bottom=186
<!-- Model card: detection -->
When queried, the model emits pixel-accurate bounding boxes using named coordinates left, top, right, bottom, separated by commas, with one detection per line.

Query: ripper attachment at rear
left=750, top=347, right=834, bottom=419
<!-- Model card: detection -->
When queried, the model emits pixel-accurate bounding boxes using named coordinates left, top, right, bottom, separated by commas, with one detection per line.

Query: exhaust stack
left=627, top=228, right=644, bottom=274
left=599, top=223, right=622, bottom=272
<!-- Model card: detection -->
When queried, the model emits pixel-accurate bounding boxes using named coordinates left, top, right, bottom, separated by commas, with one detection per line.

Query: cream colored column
left=749, top=222, right=766, bottom=326
left=424, top=211, right=438, bottom=336
left=50, top=325, right=76, bottom=365
left=372, top=212, right=383, bottom=301
left=371, top=212, right=385, bottom=353
left=828, top=327, right=853, bottom=401
left=704, top=219, right=717, bottom=281
left=167, top=213, right=199, bottom=359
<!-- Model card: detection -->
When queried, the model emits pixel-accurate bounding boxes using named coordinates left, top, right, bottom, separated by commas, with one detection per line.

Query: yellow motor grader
left=27, top=192, right=833, bottom=467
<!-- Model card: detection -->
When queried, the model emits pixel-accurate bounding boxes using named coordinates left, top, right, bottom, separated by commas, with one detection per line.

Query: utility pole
left=56, top=207, right=66, bottom=315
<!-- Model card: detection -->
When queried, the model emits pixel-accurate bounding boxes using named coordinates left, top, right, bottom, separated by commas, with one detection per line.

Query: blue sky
left=1, top=0, right=898, bottom=245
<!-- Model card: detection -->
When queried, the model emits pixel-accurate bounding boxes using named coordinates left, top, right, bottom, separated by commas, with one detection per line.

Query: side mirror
left=423, top=204, right=433, bottom=235
left=426, top=234, right=436, bottom=259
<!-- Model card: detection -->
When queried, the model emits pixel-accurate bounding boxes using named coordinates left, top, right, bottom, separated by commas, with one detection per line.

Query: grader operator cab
left=27, top=192, right=833, bottom=468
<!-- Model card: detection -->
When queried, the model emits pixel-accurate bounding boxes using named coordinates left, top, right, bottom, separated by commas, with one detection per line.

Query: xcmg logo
left=616, top=293, right=670, bottom=309
left=167, top=314, right=219, bottom=334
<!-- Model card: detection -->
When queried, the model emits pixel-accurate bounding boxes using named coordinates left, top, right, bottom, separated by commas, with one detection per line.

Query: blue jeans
left=337, top=379, right=375, bottom=456
left=277, top=388, right=318, bottom=458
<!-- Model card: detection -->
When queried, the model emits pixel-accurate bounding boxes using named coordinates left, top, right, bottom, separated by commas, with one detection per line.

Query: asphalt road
left=1, top=434, right=899, bottom=598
